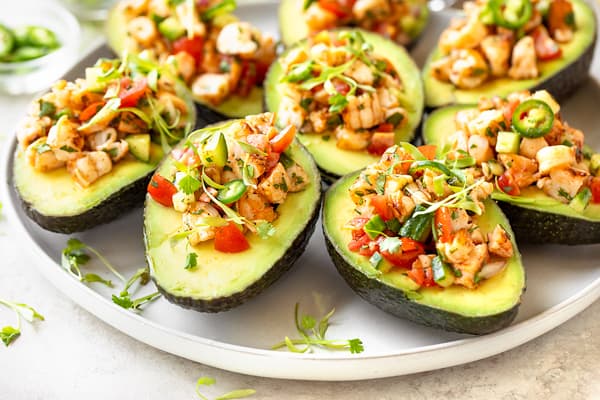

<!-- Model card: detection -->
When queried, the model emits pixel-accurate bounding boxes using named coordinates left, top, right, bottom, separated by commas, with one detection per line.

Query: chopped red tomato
left=380, top=238, right=425, bottom=269
left=270, top=125, right=296, bottom=153
left=119, top=78, right=148, bottom=108
left=548, top=0, right=575, bottom=35
left=173, top=35, right=204, bottom=66
left=237, top=61, right=258, bottom=97
left=79, top=101, right=105, bottom=122
left=498, top=172, right=520, bottom=196
left=318, top=0, right=355, bottom=19
left=369, top=195, right=394, bottom=221
left=434, top=207, right=453, bottom=243
left=148, top=174, right=177, bottom=207
left=407, top=261, right=437, bottom=287
left=368, top=132, right=394, bottom=156
left=348, top=229, right=371, bottom=253
left=214, top=222, right=250, bottom=253
left=333, top=79, right=351, bottom=95
left=376, top=123, right=394, bottom=132
left=532, top=26, right=562, bottom=61
left=418, top=145, right=437, bottom=161
left=503, top=98, right=521, bottom=126
left=590, top=178, right=600, bottom=204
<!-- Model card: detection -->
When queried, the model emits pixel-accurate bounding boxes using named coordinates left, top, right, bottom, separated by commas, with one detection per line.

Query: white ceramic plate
left=2, top=1, right=600, bottom=381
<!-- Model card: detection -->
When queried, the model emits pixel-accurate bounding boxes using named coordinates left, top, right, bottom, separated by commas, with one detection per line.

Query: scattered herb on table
left=196, top=376, right=256, bottom=400
left=0, top=299, right=44, bottom=347
left=272, top=303, right=364, bottom=354
left=112, top=268, right=161, bottom=311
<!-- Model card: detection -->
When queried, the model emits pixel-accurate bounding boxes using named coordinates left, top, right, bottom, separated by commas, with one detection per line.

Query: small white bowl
left=0, top=0, right=81, bottom=95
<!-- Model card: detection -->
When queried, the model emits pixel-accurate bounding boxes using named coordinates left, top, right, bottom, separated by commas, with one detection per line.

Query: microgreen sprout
left=61, top=238, right=125, bottom=287
left=0, top=299, right=44, bottom=347
left=195, top=376, right=256, bottom=400
left=112, top=268, right=161, bottom=311
left=272, top=303, right=364, bottom=354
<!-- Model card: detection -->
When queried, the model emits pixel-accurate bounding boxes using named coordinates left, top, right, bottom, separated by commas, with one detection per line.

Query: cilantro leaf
left=0, top=326, right=20, bottom=347
left=256, top=221, right=276, bottom=239
left=185, top=252, right=198, bottom=270
left=179, top=174, right=202, bottom=195
left=39, top=100, right=56, bottom=118
left=61, top=238, right=124, bottom=283
left=0, top=299, right=44, bottom=346
left=112, top=268, right=161, bottom=311
left=328, top=93, right=349, bottom=114
left=348, top=338, right=364, bottom=354
left=196, top=376, right=256, bottom=400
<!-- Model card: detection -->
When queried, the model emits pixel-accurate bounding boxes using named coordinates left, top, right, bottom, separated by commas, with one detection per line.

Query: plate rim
left=3, top=126, right=600, bottom=381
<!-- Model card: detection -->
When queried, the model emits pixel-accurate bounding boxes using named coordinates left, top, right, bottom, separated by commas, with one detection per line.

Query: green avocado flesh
left=144, top=124, right=322, bottom=312
left=264, top=29, right=424, bottom=181
left=422, top=0, right=597, bottom=108
left=424, top=105, right=600, bottom=244
left=323, top=172, right=525, bottom=334
left=278, top=0, right=429, bottom=48
left=106, top=6, right=262, bottom=122
left=13, top=144, right=163, bottom=233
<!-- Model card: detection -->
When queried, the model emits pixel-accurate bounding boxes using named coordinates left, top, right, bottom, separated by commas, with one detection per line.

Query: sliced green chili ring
left=0, top=24, right=15, bottom=58
left=512, top=99, right=554, bottom=138
left=490, top=0, right=533, bottom=29
left=217, top=179, right=247, bottom=204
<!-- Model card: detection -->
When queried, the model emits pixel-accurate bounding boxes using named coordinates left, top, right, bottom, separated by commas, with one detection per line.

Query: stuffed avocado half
left=423, top=90, right=600, bottom=244
left=279, top=0, right=429, bottom=48
left=265, top=29, right=424, bottom=183
left=107, top=0, right=276, bottom=123
left=322, top=145, right=525, bottom=334
left=13, top=56, right=196, bottom=233
left=423, top=0, right=596, bottom=108
left=144, top=113, right=321, bottom=312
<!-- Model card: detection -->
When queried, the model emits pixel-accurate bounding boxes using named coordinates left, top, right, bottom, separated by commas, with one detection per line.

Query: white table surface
left=0, top=10, right=599, bottom=400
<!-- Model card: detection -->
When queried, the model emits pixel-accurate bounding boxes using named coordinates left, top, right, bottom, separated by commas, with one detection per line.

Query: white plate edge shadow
left=1, top=11, right=600, bottom=382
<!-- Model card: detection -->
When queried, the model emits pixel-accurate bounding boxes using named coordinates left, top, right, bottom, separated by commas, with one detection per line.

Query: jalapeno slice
left=217, top=179, right=247, bottom=204
left=490, top=0, right=533, bottom=29
left=512, top=99, right=555, bottom=138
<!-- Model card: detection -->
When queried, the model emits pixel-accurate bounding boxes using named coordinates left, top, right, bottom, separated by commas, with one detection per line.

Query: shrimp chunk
left=335, top=126, right=370, bottom=151
left=508, top=36, right=539, bottom=80
left=538, top=168, right=586, bottom=203
left=342, top=93, right=385, bottom=130
left=192, top=73, right=231, bottom=105
left=217, top=22, right=265, bottom=58
left=480, top=36, right=511, bottom=77
left=68, top=151, right=113, bottom=187
left=304, top=3, right=337, bottom=32
left=439, top=16, right=488, bottom=53
left=488, top=226, right=513, bottom=259
left=182, top=203, right=220, bottom=246
left=127, top=17, right=157, bottom=47
left=454, top=243, right=489, bottom=288
left=286, top=163, right=310, bottom=192
left=448, top=49, right=489, bottom=89
left=352, top=0, right=390, bottom=20
left=46, top=117, right=84, bottom=152
left=26, top=142, right=65, bottom=172
left=498, top=153, right=539, bottom=188
left=238, top=192, right=277, bottom=222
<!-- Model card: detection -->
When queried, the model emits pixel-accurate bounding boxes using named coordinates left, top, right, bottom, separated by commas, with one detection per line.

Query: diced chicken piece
left=480, top=36, right=511, bottom=77
left=26, top=142, right=65, bottom=172
left=448, top=49, right=489, bottom=89
left=538, top=168, right=586, bottom=203
left=519, top=137, right=549, bottom=159
left=467, top=134, right=494, bottom=164
left=404, top=182, right=431, bottom=205
left=450, top=208, right=471, bottom=233
left=346, top=60, right=374, bottom=86
left=127, top=17, right=158, bottom=47
left=488, top=226, right=514, bottom=259
left=454, top=243, right=489, bottom=288
left=438, top=229, right=475, bottom=265
left=335, top=126, right=371, bottom=151
left=304, top=3, right=337, bottom=32
left=238, top=192, right=278, bottom=222
left=246, top=154, right=267, bottom=181
left=388, top=191, right=416, bottom=222
left=508, top=37, right=539, bottom=80
left=67, top=151, right=113, bottom=187
left=192, top=73, right=231, bottom=105
left=342, top=93, right=385, bottom=130
left=286, top=163, right=310, bottom=192
left=352, top=0, right=390, bottom=20
left=258, top=163, right=291, bottom=204
left=439, top=16, right=488, bottom=53
left=498, top=153, right=539, bottom=188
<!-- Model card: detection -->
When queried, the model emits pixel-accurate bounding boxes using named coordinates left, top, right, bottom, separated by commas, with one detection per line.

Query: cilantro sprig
left=112, top=268, right=161, bottom=311
left=0, top=299, right=44, bottom=347
left=195, top=376, right=255, bottom=400
left=272, top=303, right=364, bottom=354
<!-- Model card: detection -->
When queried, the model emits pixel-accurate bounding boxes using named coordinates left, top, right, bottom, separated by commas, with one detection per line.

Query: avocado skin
left=150, top=195, right=322, bottom=313
left=194, top=102, right=230, bottom=127
left=15, top=168, right=152, bottom=234
left=323, top=229, right=520, bottom=335
left=498, top=201, right=600, bottom=245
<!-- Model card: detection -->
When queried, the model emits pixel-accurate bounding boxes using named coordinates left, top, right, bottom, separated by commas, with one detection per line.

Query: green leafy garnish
left=195, top=376, right=256, bottom=400
left=0, top=299, right=44, bottom=347
left=61, top=238, right=125, bottom=286
left=202, top=0, right=237, bottom=21
left=179, top=173, right=202, bottom=194
left=112, top=268, right=161, bottom=311
left=185, top=252, right=198, bottom=270
left=363, top=215, right=386, bottom=239
left=38, top=100, right=56, bottom=118
left=272, top=303, right=364, bottom=354
left=328, top=93, right=349, bottom=114
left=256, top=220, right=276, bottom=239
